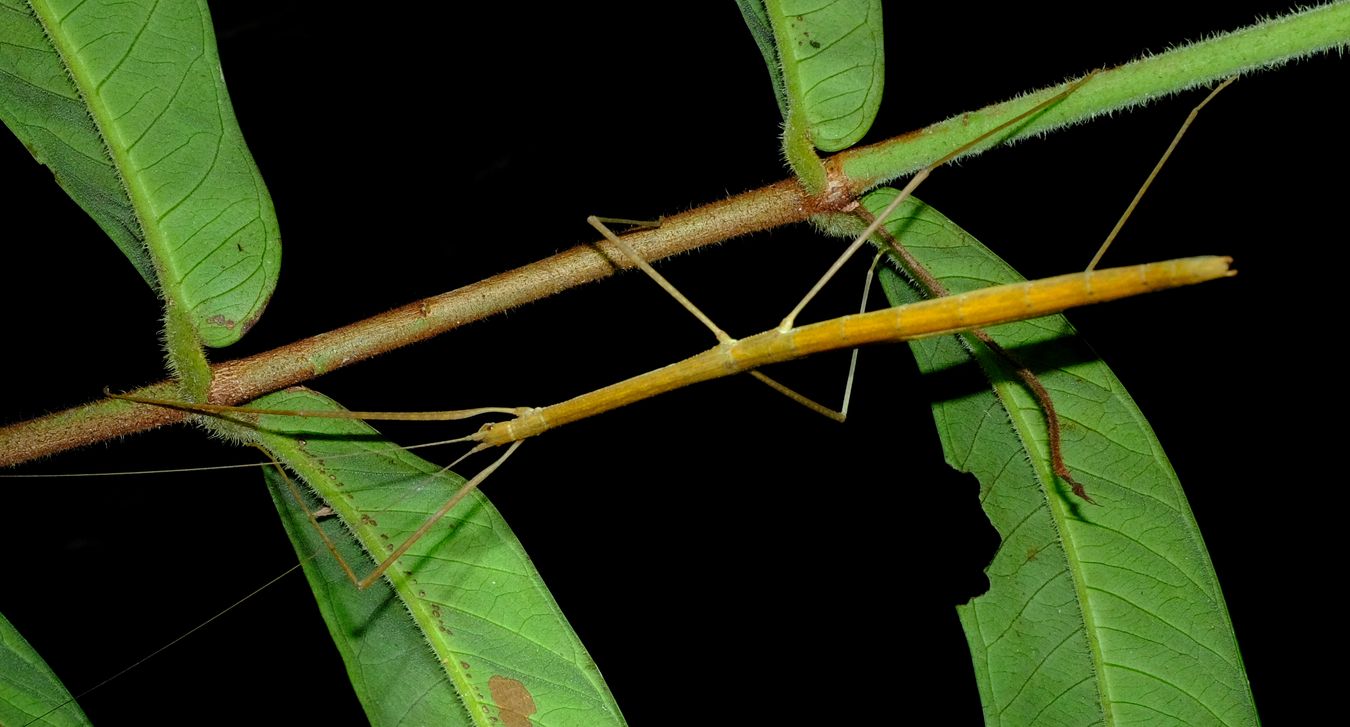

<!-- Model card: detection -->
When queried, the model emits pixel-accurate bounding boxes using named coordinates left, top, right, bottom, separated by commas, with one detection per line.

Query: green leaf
left=0, top=0, right=280, bottom=348
left=767, top=0, right=884, bottom=152
left=868, top=189, right=1257, bottom=725
left=0, top=610, right=91, bottom=727
left=264, top=467, right=472, bottom=727
left=253, top=388, right=626, bottom=727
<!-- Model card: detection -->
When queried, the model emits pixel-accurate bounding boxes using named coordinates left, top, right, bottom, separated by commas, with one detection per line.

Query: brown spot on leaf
left=206, top=314, right=236, bottom=330
left=360, top=514, right=378, bottom=526
left=1026, top=546, right=1040, bottom=562
left=489, top=676, right=537, bottom=727
left=809, top=39, right=821, bottom=49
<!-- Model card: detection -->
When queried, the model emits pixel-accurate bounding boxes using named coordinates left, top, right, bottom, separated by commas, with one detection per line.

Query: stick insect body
left=99, top=74, right=1243, bottom=593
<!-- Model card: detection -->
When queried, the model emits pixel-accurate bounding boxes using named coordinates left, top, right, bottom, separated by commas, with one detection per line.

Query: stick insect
left=1, top=4, right=1341, bottom=724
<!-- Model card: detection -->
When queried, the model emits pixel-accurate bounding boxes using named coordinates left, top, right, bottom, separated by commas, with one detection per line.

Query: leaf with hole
left=870, top=189, right=1257, bottom=725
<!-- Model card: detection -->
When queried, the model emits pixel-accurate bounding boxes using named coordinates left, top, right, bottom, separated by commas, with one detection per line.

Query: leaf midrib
left=975, top=341, right=1113, bottom=722
left=26, top=0, right=165, bottom=287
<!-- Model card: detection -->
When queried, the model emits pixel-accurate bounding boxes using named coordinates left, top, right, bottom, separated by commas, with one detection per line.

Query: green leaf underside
left=0, top=610, right=90, bottom=727
left=733, top=0, right=789, bottom=120
left=867, top=190, right=1256, bottom=725
left=768, top=0, right=883, bottom=152
left=264, top=467, right=472, bottom=727
left=254, top=389, right=626, bottom=727
left=0, top=0, right=280, bottom=348
left=0, top=0, right=150, bottom=285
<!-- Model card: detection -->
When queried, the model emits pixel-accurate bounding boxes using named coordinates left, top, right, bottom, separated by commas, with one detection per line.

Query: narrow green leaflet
left=0, top=610, right=90, bottom=727
left=867, top=190, right=1256, bottom=724
left=766, top=0, right=883, bottom=152
left=0, top=0, right=280, bottom=348
left=253, top=389, right=626, bottom=727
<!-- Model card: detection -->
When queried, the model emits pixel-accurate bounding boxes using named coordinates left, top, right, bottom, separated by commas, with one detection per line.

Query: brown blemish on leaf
left=489, top=676, right=537, bottom=727
left=206, top=314, right=236, bottom=330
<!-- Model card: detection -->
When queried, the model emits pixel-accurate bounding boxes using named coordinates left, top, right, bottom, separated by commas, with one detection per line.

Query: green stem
left=2, top=6, right=1346, bottom=467
left=833, top=3, right=1350, bottom=189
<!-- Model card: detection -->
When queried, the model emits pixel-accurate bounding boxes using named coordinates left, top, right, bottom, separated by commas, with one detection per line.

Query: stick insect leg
left=589, top=216, right=848, bottom=420
left=1087, top=76, right=1236, bottom=270
left=357, top=440, right=524, bottom=590
left=255, top=444, right=364, bottom=585
left=780, top=72, right=1100, bottom=332
left=778, top=168, right=930, bottom=331
left=105, top=387, right=529, bottom=424
left=588, top=215, right=732, bottom=344
left=863, top=78, right=1238, bottom=504
left=746, top=250, right=886, bottom=423
left=838, top=251, right=885, bottom=420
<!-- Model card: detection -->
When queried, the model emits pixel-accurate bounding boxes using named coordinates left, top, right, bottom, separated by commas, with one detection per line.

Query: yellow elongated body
left=479, top=256, right=1233, bottom=446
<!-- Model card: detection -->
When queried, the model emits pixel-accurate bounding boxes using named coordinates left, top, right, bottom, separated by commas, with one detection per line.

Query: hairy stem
left=2, top=5, right=1345, bottom=467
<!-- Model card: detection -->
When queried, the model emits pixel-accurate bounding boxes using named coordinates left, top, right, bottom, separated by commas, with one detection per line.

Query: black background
left=1, top=3, right=1342, bottom=725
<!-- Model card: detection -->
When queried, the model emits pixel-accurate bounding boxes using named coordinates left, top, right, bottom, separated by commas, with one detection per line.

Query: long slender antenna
left=0, top=436, right=474, bottom=479
left=20, top=561, right=309, bottom=727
